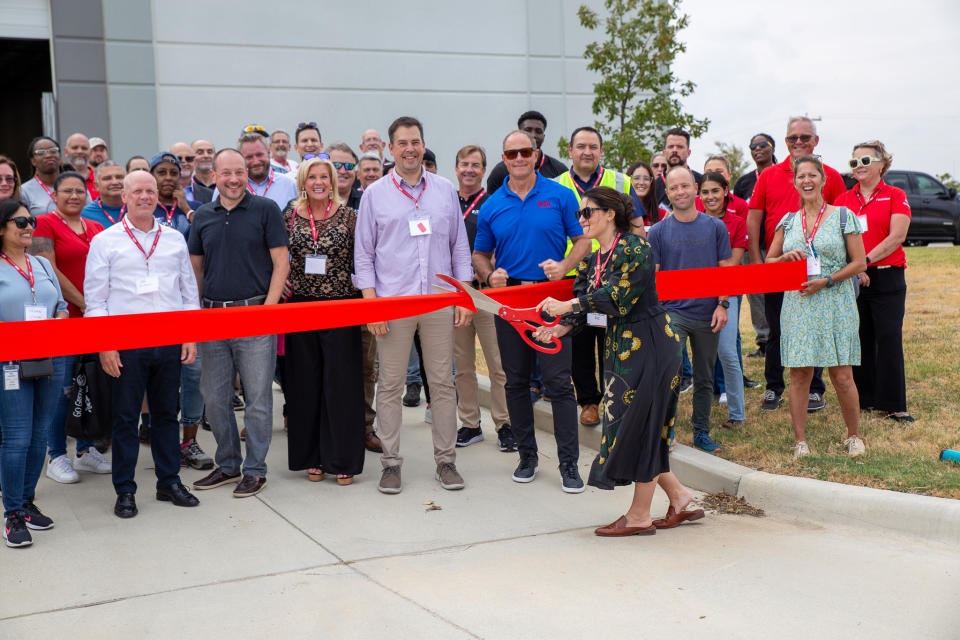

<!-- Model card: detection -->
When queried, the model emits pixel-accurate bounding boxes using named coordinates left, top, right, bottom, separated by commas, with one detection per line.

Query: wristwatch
left=865, top=256, right=872, bottom=266
left=825, top=275, right=835, bottom=288
left=718, top=299, right=729, bottom=309
left=571, top=299, right=582, bottom=314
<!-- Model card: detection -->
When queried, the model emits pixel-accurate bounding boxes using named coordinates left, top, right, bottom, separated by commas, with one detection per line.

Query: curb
left=476, top=375, right=960, bottom=547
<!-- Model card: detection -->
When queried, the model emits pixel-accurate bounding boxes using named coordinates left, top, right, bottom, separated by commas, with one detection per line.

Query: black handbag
left=65, top=355, right=113, bottom=440
left=18, top=358, right=55, bottom=379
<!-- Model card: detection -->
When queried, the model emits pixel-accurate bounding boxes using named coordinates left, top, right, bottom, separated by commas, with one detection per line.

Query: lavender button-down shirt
left=354, top=168, right=472, bottom=297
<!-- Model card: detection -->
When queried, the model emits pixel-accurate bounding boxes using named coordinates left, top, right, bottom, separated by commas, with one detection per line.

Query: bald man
left=191, top=139, right=216, bottom=192
left=175, top=141, right=212, bottom=203
left=359, top=129, right=387, bottom=160
left=64, top=132, right=99, bottom=199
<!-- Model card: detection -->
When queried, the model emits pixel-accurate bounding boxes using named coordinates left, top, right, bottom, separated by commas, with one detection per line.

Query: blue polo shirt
left=475, top=173, right=582, bottom=280
left=153, top=200, right=199, bottom=239
left=82, top=199, right=124, bottom=228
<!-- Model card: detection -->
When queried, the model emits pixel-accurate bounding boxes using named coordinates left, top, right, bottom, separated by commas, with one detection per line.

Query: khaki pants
left=361, top=325, right=377, bottom=435
left=454, top=309, right=509, bottom=430
left=375, top=308, right=456, bottom=468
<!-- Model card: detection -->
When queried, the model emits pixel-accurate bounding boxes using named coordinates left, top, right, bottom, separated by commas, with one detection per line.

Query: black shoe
left=114, top=493, right=138, bottom=519
left=512, top=456, right=538, bottom=483
left=232, top=394, right=245, bottom=411
left=402, top=382, right=422, bottom=407
left=139, top=413, right=150, bottom=443
left=94, top=438, right=111, bottom=454
left=233, top=475, right=267, bottom=498
left=456, top=426, right=483, bottom=447
left=761, top=390, right=783, bottom=411
left=743, top=377, right=761, bottom=389
left=22, top=501, right=54, bottom=530
left=746, top=347, right=765, bottom=359
left=807, top=393, right=827, bottom=413
left=3, top=514, right=32, bottom=547
left=559, top=462, right=585, bottom=494
left=497, top=425, right=518, bottom=452
left=678, top=379, right=692, bottom=394
left=201, top=413, right=212, bottom=431
left=157, top=483, right=200, bottom=507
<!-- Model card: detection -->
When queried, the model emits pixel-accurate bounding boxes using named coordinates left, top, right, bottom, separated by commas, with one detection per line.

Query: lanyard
left=248, top=170, right=275, bottom=196
left=54, top=212, right=90, bottom=245
left=571, top=167, right=604, bottom=194
left=594, top=233, right=622, bottom=288
left=34, top=176, right=55, bottom=201
left=1, top=253, right=36, bottom=301
left=536, top=151, right=546, bottom=171
left=157, top=202, right=176, bottom=225
left=121, top=217, right=162, bottom=270
left=461, top=190, right=486, bottom=219
left=800, top=203, right=827, bottom=249
left=391, top=170, right=426, bottom=209
left=96, top=198, right=122, bottom=224
left=290, top=200, right=334, bottom=250
left=855, top=181, right=885, bottom=210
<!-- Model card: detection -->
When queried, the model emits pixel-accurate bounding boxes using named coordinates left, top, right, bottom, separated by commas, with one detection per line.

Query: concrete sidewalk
left=2, top=394, right=959, bottom=638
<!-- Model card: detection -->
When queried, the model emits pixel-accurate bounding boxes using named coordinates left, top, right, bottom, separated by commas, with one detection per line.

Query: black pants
left=284, top=326, right=365, bottom=475
left=571, top=325, right=604, bottom=406
left=111, top=345, right=182, bottom=495
left=495, top=316, right=579, bottom=464
left=853, top=267, right=907, bottom=412
left=764, top=291, right=825, bottom=396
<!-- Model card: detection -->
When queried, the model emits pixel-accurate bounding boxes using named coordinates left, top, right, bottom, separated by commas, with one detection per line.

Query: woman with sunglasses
left=835, top=141, right=913, bottom=423
left=0, top=156, right=22, bottom=201
left=536, top=186, right=704, bottom=536
left=20, top=137, right=64, bottom=216
left=733, top=134, right=777, bottom=202
left=281, top=158, right=365, bottom=485
left=0, top=199, right=69, bottom=546
left=766, top=156, right=867, bottom=459
left=30, top=172, right=110, bottom=483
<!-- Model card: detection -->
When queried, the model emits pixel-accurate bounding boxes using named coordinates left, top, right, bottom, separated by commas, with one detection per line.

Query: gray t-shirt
left=20, top=178, right=58, bottom=216
left=0, top=255, right=67, bottom=322
left=648, top=212, right=732, bottom=321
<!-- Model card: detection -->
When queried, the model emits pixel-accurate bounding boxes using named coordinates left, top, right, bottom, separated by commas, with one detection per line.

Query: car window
left=915, top=173, right=946, bottom=196
left=884, top=172, right=910, bottom=192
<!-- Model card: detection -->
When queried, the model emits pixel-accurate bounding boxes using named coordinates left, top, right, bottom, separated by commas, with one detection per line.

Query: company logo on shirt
left=537, top=201, right=552, bottom=208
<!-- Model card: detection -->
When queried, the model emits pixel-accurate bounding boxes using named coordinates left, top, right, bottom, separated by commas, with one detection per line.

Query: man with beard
left=170, top=141, right=212, bottom=204
left=654, top=128, right=701, bottom=211
left=89, top=137, right=109, bottom=168
left=486, top=111, right=567, bottom=193
left=328, top=142, right=363, bottom=209
left=357, top=153, right=383, bottom=189
left=149, top=151, right=199, bottom=237
left=82, top=161, right=125, bottom=227
left=269, top=130, right=298, bottom=174
left=191, top=139, right=216, bottom=190
left=63, top=132, right=99, bottom=199
left=228, top=133, right=298, bottom=211
left=21, top=137, right=65, bottom=215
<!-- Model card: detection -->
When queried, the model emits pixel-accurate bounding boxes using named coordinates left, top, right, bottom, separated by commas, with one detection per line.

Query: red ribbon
left=0, top=262, right=804, bottom=360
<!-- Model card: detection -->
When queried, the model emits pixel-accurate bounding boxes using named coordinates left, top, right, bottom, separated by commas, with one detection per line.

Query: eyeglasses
left=785, top=134, right=814, bottom=144
left=631, top=175, right=652, bottom=184
left=10, top=216, right=38, bottom=229
left=332, top=161, right=356, bottom=171
left=297, top=121, right=318, bottom=130
left=749, top=141, right=772, bottom=151
left=0, top=176, right=17, bottom=184
left=177, top=155, right=196, bottom=163
left=302, top=153, right=330, bottom=161
left=578, top=206, right=605, bottom=220
left=848, top=156, right=882, bottom=169
left=33, top=147, right=60, bottom=157
left=57, top=188, right=87, bottom=196
left=503, top=147, right=535, bottom=160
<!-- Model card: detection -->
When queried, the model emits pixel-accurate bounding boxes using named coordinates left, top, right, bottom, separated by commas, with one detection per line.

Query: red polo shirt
left=835, top=180, right=911, bottom=268
left=84, top=166, right=100, bottom=200
left=748, top=157, right=846, bottom=247
left=718, top=212, right=748, bottom=251
left=34, top=213, right=104, bottom=317
left=695, top=193, right=749, bottom=219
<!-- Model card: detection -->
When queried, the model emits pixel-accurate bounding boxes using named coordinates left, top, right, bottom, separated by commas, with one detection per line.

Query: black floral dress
left=566, top=233, right=682, bottom=488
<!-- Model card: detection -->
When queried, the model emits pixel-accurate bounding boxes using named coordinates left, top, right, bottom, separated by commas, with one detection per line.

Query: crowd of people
left=0, top=109, right=914, bottom=547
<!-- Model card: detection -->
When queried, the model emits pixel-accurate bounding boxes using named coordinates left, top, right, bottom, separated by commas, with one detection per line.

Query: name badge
left=3, top=364, right=20, bottom=391
left=136, top=275, right=160, bottom=294
left=409, top=219, right=432, bottom=236
left=24, top=304, right=47, bottom=321
left=305, top=254, right=327, bottom=275
left=587, top=312, right=606, bottom=327
left=857, top=214, right=868, bottom=232
left=806, top=256, right=821, bottom=276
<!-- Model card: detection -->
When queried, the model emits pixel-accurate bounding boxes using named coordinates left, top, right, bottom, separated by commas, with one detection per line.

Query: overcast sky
left=673, top=0, right=960, bottom=179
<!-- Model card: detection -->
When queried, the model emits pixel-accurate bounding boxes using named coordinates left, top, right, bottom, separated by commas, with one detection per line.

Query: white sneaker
left=74, top=448, right=112, bottom=474
left=793, top=441, right=810, bottom=460
left=718, top=393, right=728, bottom=405
left=46, top=454, right=80, bottom=483
left=424, top=407, right=432, bottom=424
left=844, top=436, right=866, bottom=457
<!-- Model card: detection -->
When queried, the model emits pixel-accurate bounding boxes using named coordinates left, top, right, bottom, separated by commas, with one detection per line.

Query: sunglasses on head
left=749, top=141, right=772, bottom=151
left=848, top=156, right=882, bottom=169
left=297, top=121, right=318, bottom=130
left=302, top=153, right=330, bottom=161
left=244, top=125, right=267, bottom=134
left=10, top=215, right=38, bottom=229
left=332, top=161, right=356, bottom=171
left=786, top=134, right=814, bottom=144
left=503, top=147, right=535, bottom=160
left=578, top=206, right=605, bottom=220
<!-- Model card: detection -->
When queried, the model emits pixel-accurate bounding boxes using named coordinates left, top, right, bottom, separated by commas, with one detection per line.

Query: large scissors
left=433, top=274, right=562, bottom=353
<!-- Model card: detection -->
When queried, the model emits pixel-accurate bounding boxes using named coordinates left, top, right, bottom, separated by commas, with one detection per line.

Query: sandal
left=337, top=474, right=353, bottom=486
left=307, top=468, right=324, bottom=482
left=719, top=419, right=743, bottom=431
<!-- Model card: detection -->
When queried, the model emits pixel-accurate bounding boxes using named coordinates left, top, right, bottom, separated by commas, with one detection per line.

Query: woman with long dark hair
left=626, top=161, right=661, bottom=226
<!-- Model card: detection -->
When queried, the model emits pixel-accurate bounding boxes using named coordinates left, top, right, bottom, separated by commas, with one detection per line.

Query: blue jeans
left=200, top=335, right=275, bottom=478
left=1, top=357, right=66, bottom=516
left=681, top=344, right=693, bottom=381
left=405, top=343, right=422, bottom=385
left=47, top=353, right=94, bottom=459
left=714, top=296, right=745, bottom=421
left=179, top=352, right=203, bottom=426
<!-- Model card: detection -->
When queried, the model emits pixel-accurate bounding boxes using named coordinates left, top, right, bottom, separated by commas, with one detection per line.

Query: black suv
left=841, top=170, right=960, bottom=245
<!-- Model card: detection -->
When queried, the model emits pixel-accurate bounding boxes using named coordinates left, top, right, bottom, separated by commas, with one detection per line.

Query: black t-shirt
left=486, top=151, right=567, bottom=194
left=733, top=170, right=760, bottom=202
left=654, top=168, right=703, bottom=210
left=346, top=181, right=364, bottom=210
left=188, top=192, right=289, bottom=301
left=459, top=189, right=490, bottom=251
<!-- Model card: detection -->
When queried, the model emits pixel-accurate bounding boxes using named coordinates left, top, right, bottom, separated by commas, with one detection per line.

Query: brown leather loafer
left=365, top=432, right=383, bottom=453
left=594, top=515, right=656, bottom=537
left=652, top=505, right=705, bottom=529
left=233, top=474, right=267, bottom=498
left=579, top=404, right=601, bottom=426
left=192, top=467, right=241, bottom=490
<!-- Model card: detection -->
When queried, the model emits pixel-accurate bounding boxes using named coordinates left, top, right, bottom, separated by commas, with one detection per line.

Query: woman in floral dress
left=537, top=186, right=703, bottom=537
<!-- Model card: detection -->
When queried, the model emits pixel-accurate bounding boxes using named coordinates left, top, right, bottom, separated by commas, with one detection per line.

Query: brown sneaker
left=378, top=466, right=402, bottom=494
left=233, top=475, right=267, bottom=498
left=192, top=467, right=241, bottom=490
left=579, top=404, right=600, bottom=426
left=436, top=462, right=465, bottom=490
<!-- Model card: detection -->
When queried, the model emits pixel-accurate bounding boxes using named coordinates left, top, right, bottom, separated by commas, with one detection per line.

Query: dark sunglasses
left=243, top=125, right=268, bottom=137
left=297, top=121, right=318, bottom=130
left=785, top=134, right=814, bottom=144
left=578, top=206, right=605, bottom=220
left=651, top=162, right=667, bottom=169
left=10, top=215, right=38, bottom=229
left=332, top=161, right=356, bottom=171
left=749, top=141, right=772, bottom=151
left=503, top=147, right=535, bottom=160
left=177, top=155, right=196, bottom=163
left=302, top=153, right=330, bottom=161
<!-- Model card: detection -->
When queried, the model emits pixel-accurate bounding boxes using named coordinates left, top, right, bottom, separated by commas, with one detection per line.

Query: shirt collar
left=126, top=215, right=160, bottom=235
left=214, top=191, right=252, bottom=211
left=571, top=166, right=602, bottom=188
left=853, top=179, right=887, bottom=198
left=396, top=167, right=426, bottom=189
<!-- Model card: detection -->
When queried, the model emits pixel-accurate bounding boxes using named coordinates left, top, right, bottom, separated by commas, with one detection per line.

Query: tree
left=713, top=141, right=749, bottom=183
left=936, top=173, right=960, bottom=191
left=562, top=0, right=709, bottom=170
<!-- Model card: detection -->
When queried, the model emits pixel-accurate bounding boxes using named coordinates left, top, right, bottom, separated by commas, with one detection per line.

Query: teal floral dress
left=779, top=207, right=863, bottom=367
left=566, top=233, right=682, bottom=489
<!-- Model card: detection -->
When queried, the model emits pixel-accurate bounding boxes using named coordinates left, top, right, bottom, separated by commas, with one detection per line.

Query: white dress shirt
left=83, top=217, right=200, bottom=317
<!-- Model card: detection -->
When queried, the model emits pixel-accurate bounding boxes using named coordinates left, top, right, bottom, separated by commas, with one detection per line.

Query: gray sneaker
left=436, top=462, right=465, bottom=490
left=180, top=440, right=214, bottom=470
left=807, top=392, right=827, bottom=413
left=378, top=466, right=402, bottom=494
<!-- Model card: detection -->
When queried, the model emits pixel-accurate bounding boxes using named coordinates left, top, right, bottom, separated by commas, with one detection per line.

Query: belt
left=867, top=265, right=896, bottom=271
left=201, top=295, right=266, bottom=308
left=506, top=278, right=548, bottom=286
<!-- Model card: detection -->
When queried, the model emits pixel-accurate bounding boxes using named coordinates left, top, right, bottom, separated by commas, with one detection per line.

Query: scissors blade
left=433, top=274, right=503, bottom=315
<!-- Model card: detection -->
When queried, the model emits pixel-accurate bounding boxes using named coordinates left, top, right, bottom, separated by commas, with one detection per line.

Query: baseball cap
left=89, top=137, right=107, bottom=149
left=423, top=148, right=437, bottom=164
left=149, top=151, right=181, bottom=171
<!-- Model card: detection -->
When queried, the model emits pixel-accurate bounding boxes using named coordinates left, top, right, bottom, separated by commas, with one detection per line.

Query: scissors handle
left=499, top=305, right=560, bottom=328
left=514, top=321, right=562, bottom=354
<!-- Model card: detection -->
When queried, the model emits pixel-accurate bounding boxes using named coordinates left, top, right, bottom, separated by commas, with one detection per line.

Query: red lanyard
left=391, top=170, right=426, bottom=208
left=855, top=181, right=885, bottom=210
left=461, top=190, right=486, bottom=219
left=34, top=176, right=55, bottom=201
left=536, top=151, right=546, bottom=171
left=594, top=233, right=622, bottom=288
left=800, top=203, right=827, bottom=247
left=96, top=198, right=121, bottom=224
left=121, top=217, right=162, bottom=268
left=1, top=253, right=35, bottom=300
left=248, top=170, right=275, bottom=196
left=54, top=212, right=91, bottom=245
left=290, top=200, right=334, bottom=249
left=571, top=167, right=604, bottom=194
left=157, top=202, right=176, bottom=225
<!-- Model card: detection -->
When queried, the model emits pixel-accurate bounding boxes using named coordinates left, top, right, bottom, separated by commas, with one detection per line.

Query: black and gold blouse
left=282, top=203, right=360, bottom=300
